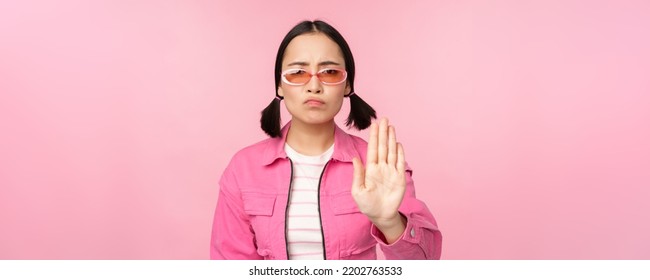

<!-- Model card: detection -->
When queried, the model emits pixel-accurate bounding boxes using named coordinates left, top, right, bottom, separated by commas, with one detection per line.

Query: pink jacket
left=210, top=121, right=442, bottom=260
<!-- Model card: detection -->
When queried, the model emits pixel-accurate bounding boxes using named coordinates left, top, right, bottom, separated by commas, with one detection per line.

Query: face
left=277, top=32, right=351, bottom=126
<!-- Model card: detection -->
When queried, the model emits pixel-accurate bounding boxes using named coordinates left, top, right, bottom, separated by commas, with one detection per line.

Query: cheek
left=334, top=98, right=345, bottom=112
left=280, top=85, right=301, bottom=98
left=281, top=88, right=301, bottom=114
left=332, top=87, right=347, bottom=104
left=327, top=92, right=345, bottom=114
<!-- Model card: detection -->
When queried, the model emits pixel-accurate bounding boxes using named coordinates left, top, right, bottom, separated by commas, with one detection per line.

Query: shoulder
left=219, top=137, right=275, bottom=187
left=347, top=133, right=369, bottom=151
left=227, top=136, right=276, bottom=166
left=337, top=129, right=369, bottom=161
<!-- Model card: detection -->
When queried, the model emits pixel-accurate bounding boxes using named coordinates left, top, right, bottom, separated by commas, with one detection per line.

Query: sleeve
left=369, top=167, right=443, bottom=260
left=209, top=160, right=262, bottom=260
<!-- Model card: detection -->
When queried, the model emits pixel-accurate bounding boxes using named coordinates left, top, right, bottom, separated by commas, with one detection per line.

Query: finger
left=367, top=122, right=378, bottom=164
left=387, top=125, right=397, bottom=167
left=397, top=142, right=406, bottom=175
left=378, top=117, right=388, bottom=163
left=351, top=157, right=365, bottom=193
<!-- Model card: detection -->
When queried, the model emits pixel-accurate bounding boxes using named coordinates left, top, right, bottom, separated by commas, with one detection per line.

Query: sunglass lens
left=285, top=70, right=310, bottom=84
left=319, top=69, right=345, bottom=84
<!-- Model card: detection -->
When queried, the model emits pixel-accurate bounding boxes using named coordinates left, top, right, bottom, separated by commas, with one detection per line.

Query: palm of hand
left=351, top=118, right=407, bottom=224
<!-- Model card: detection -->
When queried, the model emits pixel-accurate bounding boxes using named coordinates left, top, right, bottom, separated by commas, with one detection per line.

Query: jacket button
left=410, top=228, right=416, bottom=237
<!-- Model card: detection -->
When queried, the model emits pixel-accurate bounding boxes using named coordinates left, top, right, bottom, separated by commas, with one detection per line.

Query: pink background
left=1, top=0, right=649, bottom=259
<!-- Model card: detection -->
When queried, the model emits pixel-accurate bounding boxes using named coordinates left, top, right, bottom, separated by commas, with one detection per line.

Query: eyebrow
left=286, top=61, right=342, bottom=67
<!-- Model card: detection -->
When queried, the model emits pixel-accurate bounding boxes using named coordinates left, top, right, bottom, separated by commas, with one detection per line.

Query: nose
left=306, top=73, right=322, bottom=94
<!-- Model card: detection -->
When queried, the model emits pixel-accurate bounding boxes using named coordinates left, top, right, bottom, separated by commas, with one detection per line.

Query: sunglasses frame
left=280, top=68, right=348, bottom=86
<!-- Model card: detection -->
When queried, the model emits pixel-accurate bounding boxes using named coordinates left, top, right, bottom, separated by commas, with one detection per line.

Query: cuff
left=370, top=212, right=422, bottom=247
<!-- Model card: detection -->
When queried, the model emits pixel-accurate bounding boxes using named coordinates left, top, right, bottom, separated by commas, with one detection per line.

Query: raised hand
left=351, top=117, right=407, bottom=243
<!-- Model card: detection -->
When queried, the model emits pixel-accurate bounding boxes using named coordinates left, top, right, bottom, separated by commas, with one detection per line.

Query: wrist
left=372, top=213, right=403, bottom=230
left=372, top=213, right=407, bottom=244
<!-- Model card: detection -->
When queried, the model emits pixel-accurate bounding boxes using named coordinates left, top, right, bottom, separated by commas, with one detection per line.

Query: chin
left=298, top=114, right=337, bottom=125
left=304, top=118, right=334, bottom=125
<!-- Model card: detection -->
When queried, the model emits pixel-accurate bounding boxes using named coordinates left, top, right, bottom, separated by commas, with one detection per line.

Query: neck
left=286, top=119, right=335, bottom=156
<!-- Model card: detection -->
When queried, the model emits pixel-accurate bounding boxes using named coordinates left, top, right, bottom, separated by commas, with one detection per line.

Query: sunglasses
left=281, top=68, right=348, bottom=86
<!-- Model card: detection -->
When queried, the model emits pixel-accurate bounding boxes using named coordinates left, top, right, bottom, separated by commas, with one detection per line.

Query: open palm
left=351, top=118, right=406, bottom=226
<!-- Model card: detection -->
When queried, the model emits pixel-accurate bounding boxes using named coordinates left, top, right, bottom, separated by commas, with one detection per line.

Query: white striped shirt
left=284, top=143, right=334, bottom=260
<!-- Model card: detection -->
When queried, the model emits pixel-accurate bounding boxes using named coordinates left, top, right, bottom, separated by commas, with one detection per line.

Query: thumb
left=351, top=157, right=365, bottom=193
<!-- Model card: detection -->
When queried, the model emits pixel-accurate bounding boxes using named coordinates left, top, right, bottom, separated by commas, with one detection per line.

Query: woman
left=210, top=20, right=442, bottom=260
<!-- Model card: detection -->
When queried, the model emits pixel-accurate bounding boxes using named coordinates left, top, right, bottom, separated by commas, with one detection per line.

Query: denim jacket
left=210, top=121, right=442, bottom=259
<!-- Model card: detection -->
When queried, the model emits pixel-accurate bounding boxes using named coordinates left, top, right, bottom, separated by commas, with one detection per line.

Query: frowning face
left=277, top=32, right=351, bottom=126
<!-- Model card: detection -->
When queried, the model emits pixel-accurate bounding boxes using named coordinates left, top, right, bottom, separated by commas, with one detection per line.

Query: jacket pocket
left=241, top=193, right=276, bottom=216
left=330, top=191, right=360, bottom=215
left=241, top=192, right=277, bottom=258
left=340, top=242, right=377, bottom=260
left=330, top=191, right=377, bottom=259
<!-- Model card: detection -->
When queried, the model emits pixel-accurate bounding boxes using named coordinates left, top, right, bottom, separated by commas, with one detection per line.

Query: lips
left=304, top=98, right=325, bottom=104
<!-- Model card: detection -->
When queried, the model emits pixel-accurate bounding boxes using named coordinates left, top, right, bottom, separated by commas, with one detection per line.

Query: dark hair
left=260, top=20, right=377, bottom=138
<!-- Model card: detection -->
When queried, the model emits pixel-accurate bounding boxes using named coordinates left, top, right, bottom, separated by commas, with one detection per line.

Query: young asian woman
left=210, top=20, right=442, bottom=260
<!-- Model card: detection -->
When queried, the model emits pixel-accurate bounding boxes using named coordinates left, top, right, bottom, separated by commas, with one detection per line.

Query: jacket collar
left=262, top=120, right=360, bottom=165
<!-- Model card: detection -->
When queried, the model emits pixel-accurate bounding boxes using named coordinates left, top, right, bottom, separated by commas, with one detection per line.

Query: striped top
left=284, top=143, right=334, bottom=260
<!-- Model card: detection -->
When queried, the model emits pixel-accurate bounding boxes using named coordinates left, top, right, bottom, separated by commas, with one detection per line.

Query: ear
left=277, top=86, right=284, bottom=98
left=345, top=82, right=351, bottom=96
